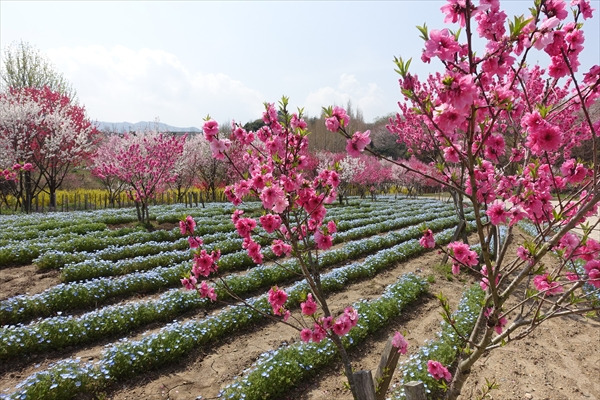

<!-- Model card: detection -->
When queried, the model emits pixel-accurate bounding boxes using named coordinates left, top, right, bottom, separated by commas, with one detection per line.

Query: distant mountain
left=95, top=121, right=201, bottom=133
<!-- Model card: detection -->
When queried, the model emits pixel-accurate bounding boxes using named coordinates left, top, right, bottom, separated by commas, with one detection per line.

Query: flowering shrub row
left=1, top=201, right=458, bottom=324
left=0, top=222, right=107, bottom=245
left=220, top=274, right=427, bottom=400
left=2, top=243, right=430, bottom=400
left=0, top=226, right=143, bottom=268
left=391, top=285, right=485, bottom=399
left=58, top=201, right=437, bottom=282
left=0, top=204, right=242, bottom=268
left=0, top=209, right=470, bottom=356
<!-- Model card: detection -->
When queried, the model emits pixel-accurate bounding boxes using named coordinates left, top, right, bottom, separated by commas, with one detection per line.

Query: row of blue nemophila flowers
left=2, top=213, right=473, bottom=400
left=0, top=198, right=394, bottom=246
left=0, top=206, right=245, bottom=268
left=0, top=202, right=239, bottom=246
left=0, top=200, right=458, bottom=325
left=218, top=274, right=428, bottom=400
left=58, top=201, right=451, bottom=282
left=0, top=198, right=401, bottom=268
left=0, top=201, right=246, bottom=237
left=0, top=206, right=470, bottom=356
left=391, top=285, right=485, bottom=399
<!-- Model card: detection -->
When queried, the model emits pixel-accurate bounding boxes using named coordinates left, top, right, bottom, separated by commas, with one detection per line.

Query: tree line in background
left=0, top=41, right=431, bottom=220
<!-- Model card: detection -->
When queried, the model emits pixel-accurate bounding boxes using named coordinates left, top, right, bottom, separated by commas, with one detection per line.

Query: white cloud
left=45, top=45, right=264, bottom=126
left=303, top=74, right=386, bottom=121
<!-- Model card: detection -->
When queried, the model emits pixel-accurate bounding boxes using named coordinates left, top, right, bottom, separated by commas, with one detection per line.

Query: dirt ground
left=1, top=228, right=599, bottom=400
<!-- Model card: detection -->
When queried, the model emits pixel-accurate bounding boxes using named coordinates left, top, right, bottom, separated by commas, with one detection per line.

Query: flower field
left=0, top=198, right=597, bottom=400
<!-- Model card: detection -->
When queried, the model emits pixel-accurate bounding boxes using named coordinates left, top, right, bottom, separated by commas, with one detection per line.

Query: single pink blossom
left=419, top=229, right=436, bottom=249
left=392, top=332, right=409, bottom=354
left=344, top=307, right=359, bottom=327
left=314, top=230, right=333, bottom=250
left=332, top=316, right=352, bottom=336
left=203, top=119, right=219, bottom=141
left=583, top=260, right=600, bottom=288
left=259, top=214, right=282, bottom=234
left=424, top=29, right=461, bottom=62
left=452, top=263, right=461, bottom=275
left=486, top=200, right=509, bottom=225
left=443, top=146, right=460, bottom=163
left=346, top=130, right=371, bottom=157
left=325, top=116, right=340, bottom=132
left=235, top=217, right=257, bottom=239
left=301, top=293, right=318, bottom=316
left=300, top=328, right=313, bottom=343
left=312, top=323, right=327, bottom=343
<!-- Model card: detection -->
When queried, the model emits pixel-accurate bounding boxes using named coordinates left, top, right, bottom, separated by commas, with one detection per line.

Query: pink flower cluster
left=533, top=273, right=564, bottom=296
left=202, top=119, right=231, bottom=160
left=179, top=215, right=219, bottom=302
left=447, top=241, right=479, bottom=275
left=427, top=360, right=452, bottom=382
left=179, top=215, right=196, bottom=235
left=323, top=106, right=372, bottom=158
left=325, top=106, right=350, bottom=132
left=299, top=306, right=359, bottom=343
left=268, top=286, right=288, bottom=316
left=206, top=102, right=341, bottom=267
left=0, top=163, right=34, bottom=182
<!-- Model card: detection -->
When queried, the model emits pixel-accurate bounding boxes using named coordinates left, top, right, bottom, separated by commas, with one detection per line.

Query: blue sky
left=1, top=1, right=599, bottom=128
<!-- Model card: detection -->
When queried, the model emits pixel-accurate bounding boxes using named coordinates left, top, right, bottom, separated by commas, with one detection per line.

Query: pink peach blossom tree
left=93, top=131, right=185, bottom=223
left=328, top=0, right=599, bottom=397
left=180, top=98, right=379, bottom=398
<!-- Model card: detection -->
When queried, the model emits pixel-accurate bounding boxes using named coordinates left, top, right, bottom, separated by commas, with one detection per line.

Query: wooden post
left=374, top=336, right=402, bottom=400
left=353, top=370, right=376, bottom=400
left=404, top=381, right=426, bottom=400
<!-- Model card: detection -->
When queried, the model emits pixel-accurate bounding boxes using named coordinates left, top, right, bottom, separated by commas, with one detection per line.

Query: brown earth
left=0, top=229, right=598, bottom=400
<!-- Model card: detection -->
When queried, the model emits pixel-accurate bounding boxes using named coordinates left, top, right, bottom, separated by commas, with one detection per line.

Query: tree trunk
left=24, top=171, right=33, bottom=213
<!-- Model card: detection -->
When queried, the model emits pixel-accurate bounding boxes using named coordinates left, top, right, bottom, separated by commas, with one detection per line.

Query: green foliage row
left=220, top=274, right=427, bottom=400
left=0, top=209, right=471, bottom=358
left=0, top=205, right=464, bottom=325
left=391, top=285, right=485, bottom=399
